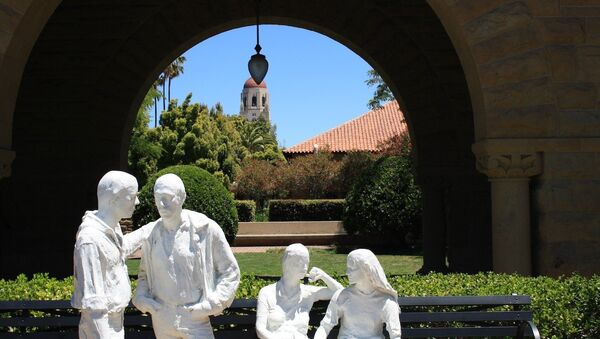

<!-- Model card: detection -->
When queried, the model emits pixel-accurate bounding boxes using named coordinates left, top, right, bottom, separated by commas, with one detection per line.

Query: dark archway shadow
left=3, top=0, right=490, bottom=277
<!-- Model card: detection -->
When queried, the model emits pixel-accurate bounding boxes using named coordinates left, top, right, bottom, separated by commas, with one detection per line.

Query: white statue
left=72, top=170, right=151, bottom=339
left=314, top=249, right=402, bottom=339
left=132, top=173, right=241, bottom=339
left=256, top=243, right=342, bottom=339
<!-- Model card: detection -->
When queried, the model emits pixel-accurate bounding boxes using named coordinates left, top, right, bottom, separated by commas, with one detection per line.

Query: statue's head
left=154, top=173, right=186, bottom=220
left=347, top=249, right=397, bottom=299
left=97, top=171, right=139, bottom=219
left=282, top=243, right=310, bottom=281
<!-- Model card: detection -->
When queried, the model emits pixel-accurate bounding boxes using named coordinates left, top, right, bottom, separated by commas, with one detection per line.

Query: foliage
left=390, top=273, right=600, bottom=339
left=280, top=151, right=342, bottom=199
left=234, top=151, right=350, bottom=205
left=128, top=94, right=284, bottom=189
left=128, top=86, right=163, bottom=187
left=235, top=200, right=256, bottom=222
left=2, top=272, right=598, bottom=338
left=0, top=273, right=73, bottom=300
left=377, top=133, right=412, bottom=157
left=343, top=156, right=422, bottom=247
left=133, top=165, right=238, bottom=243
left=335, top=151, right=377, bottom=196
left=254, top=208, right=269, bottom=222
left=365, top=69, right=394, bottom=110
left=232, top=158, right=286, bottom=209
left=268, top=199, right=345, bottom=221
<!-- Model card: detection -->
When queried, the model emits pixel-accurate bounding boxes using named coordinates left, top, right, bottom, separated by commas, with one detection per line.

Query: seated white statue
left=255, top=243, right=343, bottom=339
left=132, top=173, right=241, bottom=339
left=72, top=170, right=151, bottom=339
left=314, top=249, right=401, bottom=339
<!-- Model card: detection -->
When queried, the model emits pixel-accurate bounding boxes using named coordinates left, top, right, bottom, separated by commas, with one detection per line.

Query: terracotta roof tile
left=284, top=101, right=407, bottom=154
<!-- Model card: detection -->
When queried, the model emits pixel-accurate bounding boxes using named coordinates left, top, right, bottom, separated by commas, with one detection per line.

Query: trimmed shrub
left=343, top=156, right=421, bottom=246
left=268, top=199, right=345, bottom=221
left=235, top=200, right=256, bottom=222
left=133, top=165, right=238, bottom=243
left=1, top=272, right=598, bottom=338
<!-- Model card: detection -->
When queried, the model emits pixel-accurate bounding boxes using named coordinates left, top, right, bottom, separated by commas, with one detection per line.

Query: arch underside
left=2, top=0, right=489, bottom=277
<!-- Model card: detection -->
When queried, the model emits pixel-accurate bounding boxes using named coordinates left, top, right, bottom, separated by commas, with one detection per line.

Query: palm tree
left=153, top=80, right=160, bottom=127
left=167, top=56, right=186, bottom=104
left=240, top=124, right=269, bottom=153
left=153, top=56, right=186, bottom=126
left=159, top=56, right=187, bottom=111
left=157, top=73, right=167, bottom=111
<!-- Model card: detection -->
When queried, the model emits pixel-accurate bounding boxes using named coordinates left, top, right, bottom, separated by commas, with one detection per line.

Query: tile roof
left=284, top=100, right=407, bottom=154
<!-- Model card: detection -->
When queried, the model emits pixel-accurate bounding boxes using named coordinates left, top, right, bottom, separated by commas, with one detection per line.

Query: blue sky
left=161, top=25, right=376, bottom=148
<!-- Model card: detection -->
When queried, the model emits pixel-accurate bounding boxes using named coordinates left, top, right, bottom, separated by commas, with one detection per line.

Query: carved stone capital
left=0, top=149, right=16, bottom=178
left=476, top=152, right=542, bottom=179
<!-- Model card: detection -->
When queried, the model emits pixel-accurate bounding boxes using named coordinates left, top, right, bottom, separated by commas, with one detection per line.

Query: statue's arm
left=122, top=223, right=152, bottom=258
left=255, top=288, right=276, bottom=339
left=309, top=267, right=343, bottom=300
left=383, top=298, right=402, bottom=339
left=209, top=224, right=241, bottom=311
left=74, top=242, right=108, bottom=312
left=131, top=246, right=160, bottom=314
left=314, top=290, right=342, bottom=339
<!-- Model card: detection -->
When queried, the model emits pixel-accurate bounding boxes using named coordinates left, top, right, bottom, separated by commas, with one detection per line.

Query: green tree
left=365, top=69, right=394, bottom=110
left=166, top=55, right=186, bottom=104
left=128, top=86, right=163, bottom=186
left=343, top=156, right=422, bottom=248
left=156, top=55, right=187, bottom=112
left=235, top=117, right=284, bottom=163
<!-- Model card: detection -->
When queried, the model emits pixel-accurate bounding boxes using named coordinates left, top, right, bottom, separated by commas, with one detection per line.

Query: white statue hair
left=347, top=249, right=398, bottom=299
left=154, top=173, right=186, bottom=201
left=97, top=171, right=137, bottom=204
left=282, top=243, right=310, bottom=264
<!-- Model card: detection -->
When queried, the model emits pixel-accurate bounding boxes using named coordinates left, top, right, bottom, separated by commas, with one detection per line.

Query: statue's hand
left=308, top=267, right=326, bottom=282
left=183, top=300, right=212, bottom=318
left=133, top=296, right=161, bottom=314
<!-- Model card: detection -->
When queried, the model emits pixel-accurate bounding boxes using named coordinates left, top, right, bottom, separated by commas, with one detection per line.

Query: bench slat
left=402, top=326, right=536, bottom=337
left=0, top=300, right=71, bottom=311
left=210, top=314, right=256, bottom=326
left=401, top=310, right=533, bottom=322
left=398, top=295, right=531, bottom=306
left=0, top=317, right=80, bottom=327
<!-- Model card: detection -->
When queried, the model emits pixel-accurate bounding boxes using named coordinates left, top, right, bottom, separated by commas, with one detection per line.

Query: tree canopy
left=128, top=91, right=284, bottom=188
left=365, top=69, right=394, bottom=110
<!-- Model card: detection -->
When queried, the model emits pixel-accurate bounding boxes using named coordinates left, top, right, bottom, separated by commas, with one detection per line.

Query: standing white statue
left=314, top=249, right=402, bottom=339
left=72, top=170, right=151, bottom=339
left=255, top=243, right=342, bottom=339
left=132, top=173, right=241, bottom=339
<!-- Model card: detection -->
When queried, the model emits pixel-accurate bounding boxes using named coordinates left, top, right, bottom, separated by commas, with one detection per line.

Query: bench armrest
left=518, top=320, right=541, bottom=339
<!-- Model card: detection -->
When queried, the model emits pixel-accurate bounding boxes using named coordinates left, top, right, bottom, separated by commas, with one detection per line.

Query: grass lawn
left=127, top=248, right=422, bottom=277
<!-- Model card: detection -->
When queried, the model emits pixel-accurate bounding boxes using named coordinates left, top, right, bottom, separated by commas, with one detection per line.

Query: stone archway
left=1, top=0, right=599, bottom=278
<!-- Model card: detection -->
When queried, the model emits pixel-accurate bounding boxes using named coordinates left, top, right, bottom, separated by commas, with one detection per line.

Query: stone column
left=0, top=148, right=16, bottom=179
left=476, top=153, right=542, bottom=275
left=417, top=175, right=449, bottom=274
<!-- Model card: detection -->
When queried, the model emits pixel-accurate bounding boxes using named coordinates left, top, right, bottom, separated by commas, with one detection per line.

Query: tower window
left=243, top=96, right=247, bottom=109
left=262, top=95, right=266, bottom=107
left=252, top=96, right=257, bottom=107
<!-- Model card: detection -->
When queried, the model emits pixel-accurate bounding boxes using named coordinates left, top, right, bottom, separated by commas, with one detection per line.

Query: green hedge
left=1, top=273, right=598, bottom=338
left=235, top=200, right=256, bottom=222
left=268, top=199, right=345, bottom=221
left=343, top=156, right=421, bottom=246
left=133, top=165, right=238, bottom=243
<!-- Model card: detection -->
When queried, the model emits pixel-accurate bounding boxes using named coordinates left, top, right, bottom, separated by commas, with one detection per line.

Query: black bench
left=0, top=296, right=540, bottom=338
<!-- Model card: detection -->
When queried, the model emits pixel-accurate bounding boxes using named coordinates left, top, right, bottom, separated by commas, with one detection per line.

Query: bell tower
left=240, top=77, right=270, bottom=121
